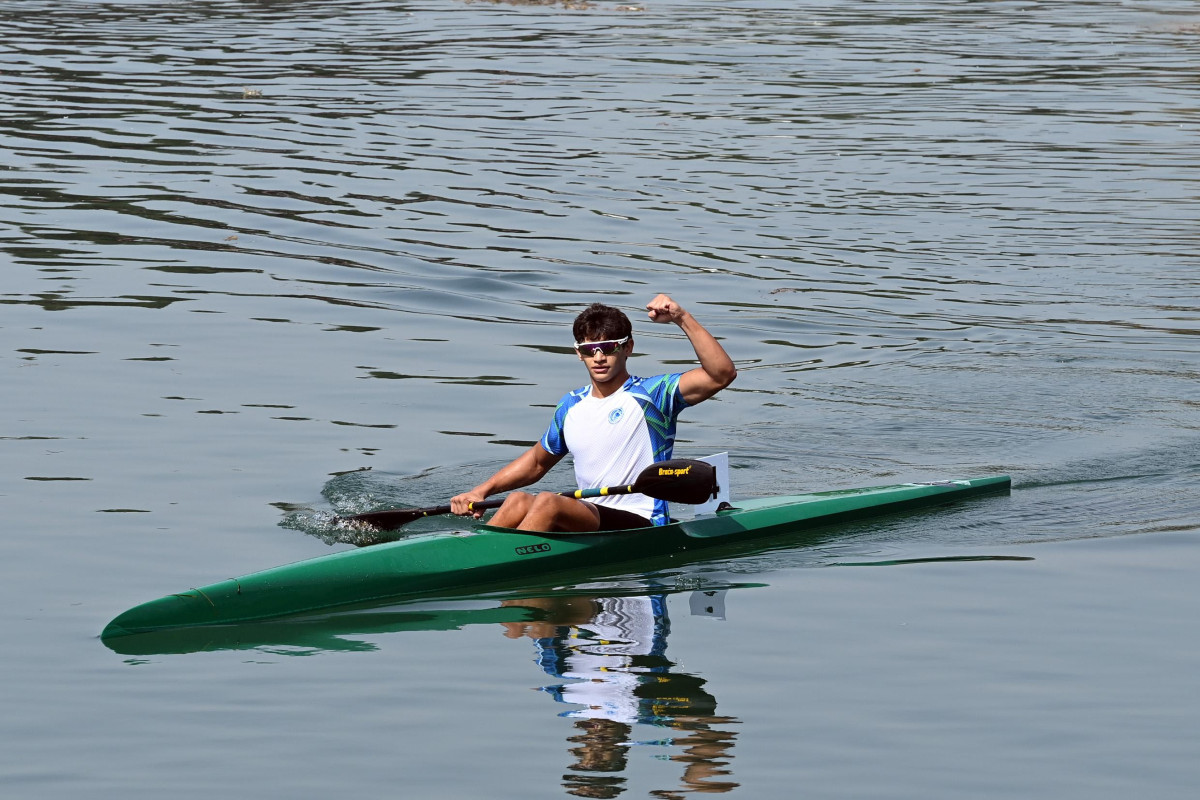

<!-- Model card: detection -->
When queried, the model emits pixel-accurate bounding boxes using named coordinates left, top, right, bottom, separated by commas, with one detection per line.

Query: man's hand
left=646, top=294, right=687, bottom=324
left=450, top=489, right=488, bottom=518
left=646, top=294, right=737, bottom=405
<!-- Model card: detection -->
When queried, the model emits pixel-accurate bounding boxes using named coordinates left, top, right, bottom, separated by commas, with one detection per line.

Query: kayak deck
left=101, top=475, right=1010, bottom=641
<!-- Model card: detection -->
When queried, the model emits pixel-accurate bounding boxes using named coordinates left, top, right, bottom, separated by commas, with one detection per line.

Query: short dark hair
left=573, top=303, right=632, bottom=343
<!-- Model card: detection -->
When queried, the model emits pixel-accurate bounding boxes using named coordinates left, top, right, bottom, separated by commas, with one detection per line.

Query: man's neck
left=589, top=370, right=630, bottom=398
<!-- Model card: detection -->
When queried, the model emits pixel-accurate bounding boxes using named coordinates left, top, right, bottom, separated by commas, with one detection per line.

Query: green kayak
left=100, top=475, right=1010, bottom=641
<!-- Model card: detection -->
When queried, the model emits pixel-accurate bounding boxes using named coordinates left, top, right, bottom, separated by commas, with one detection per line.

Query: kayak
left=100, top=474, right=1010, bottom=641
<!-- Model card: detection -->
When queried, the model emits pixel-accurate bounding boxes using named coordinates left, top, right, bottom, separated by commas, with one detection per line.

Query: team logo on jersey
left=608, top=408, right=625, bottom=424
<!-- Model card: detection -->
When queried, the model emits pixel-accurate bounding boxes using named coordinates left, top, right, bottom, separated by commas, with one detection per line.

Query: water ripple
left=3, top=0, right=1197, bottom=505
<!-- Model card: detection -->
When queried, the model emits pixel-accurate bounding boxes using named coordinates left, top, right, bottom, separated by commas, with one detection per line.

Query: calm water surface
left=2, top=1, right=1198, bottom=797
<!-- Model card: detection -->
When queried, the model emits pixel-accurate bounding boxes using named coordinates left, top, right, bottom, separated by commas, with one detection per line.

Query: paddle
left=338, top=458, right=718, bottom=531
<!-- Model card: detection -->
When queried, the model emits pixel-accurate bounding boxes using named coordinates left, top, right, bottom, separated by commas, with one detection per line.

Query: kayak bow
left=101, top=474, right=1010, bottom=641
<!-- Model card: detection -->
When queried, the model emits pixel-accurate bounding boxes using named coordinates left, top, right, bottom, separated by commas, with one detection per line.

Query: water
left=2, top=0, right=1198, bottom=796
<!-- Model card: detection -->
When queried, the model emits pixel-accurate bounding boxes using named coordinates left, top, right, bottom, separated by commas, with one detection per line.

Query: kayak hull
left=101, top=475, right=1010, bottom=640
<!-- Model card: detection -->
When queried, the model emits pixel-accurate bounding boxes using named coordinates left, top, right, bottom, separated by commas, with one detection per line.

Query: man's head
left=572, top=304, right=634, bottom=387
left=572, top=303, right=632, bottom=344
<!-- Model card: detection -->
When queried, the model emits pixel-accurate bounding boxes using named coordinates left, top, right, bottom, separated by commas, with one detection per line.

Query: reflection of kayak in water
left=101, top=602, right=546, bottom=656
left=102, top=475, right=1010, bottom=641
left=101, top=583, right=760, bottom=657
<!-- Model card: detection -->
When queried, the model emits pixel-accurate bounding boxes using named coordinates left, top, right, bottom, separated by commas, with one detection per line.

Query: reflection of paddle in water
left=500, top=593, right=739, bottom=798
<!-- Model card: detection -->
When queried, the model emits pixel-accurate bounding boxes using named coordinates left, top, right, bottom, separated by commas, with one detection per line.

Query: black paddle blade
left=338, top=497, right=507, bottom=531
left=633, top=459, right=718, bottom=504
left=337, top=507, right=441, bottom=531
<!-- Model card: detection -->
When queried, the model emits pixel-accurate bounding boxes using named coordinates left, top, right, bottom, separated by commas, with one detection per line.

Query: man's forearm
left=677, top=311, right=737, bottom=386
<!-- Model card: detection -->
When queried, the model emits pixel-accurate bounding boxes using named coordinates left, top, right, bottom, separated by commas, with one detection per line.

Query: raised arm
left=646, top=294, right=737, bottom=405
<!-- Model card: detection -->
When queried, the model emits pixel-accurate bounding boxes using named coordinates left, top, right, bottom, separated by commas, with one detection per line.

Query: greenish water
left=2, top=1, right=1197, bottom=797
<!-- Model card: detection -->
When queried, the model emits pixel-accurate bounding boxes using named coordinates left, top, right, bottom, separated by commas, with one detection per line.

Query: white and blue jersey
left=540, top=374, right=688, bottom=526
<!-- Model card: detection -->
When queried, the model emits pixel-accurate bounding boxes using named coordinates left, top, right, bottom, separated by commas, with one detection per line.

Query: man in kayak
left=450, top=294, right=736, bottom=532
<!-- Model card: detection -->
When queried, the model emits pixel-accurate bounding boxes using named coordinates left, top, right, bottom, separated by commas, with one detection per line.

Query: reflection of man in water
left=501, top=594, right=739, bottom=798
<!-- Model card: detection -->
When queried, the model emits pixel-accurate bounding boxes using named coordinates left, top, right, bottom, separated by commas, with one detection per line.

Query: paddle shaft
left=340, top=459, right=716, bottom=531
left=378, top=484, right=631, bottom=522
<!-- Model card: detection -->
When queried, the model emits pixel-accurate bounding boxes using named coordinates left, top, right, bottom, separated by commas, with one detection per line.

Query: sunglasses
left=574, top=336, right=630, bottom=357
